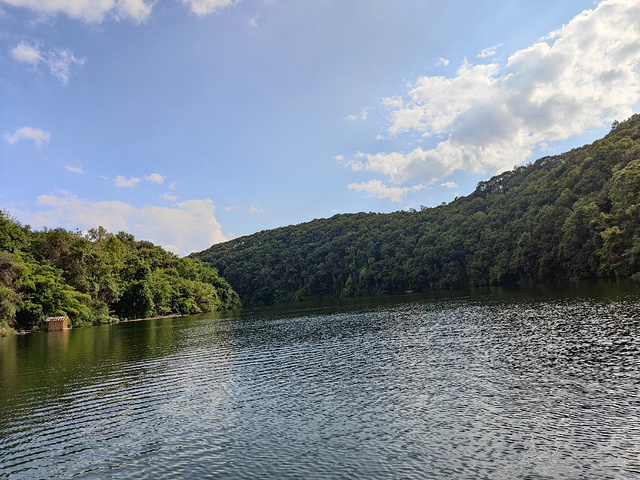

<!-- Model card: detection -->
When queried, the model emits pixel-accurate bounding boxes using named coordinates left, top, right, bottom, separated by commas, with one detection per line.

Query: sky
left=2, top=0, right=640, bottom=256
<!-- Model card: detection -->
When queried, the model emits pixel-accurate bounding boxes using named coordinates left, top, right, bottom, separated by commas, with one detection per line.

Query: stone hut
left=46, top=316, right=68, bottom=331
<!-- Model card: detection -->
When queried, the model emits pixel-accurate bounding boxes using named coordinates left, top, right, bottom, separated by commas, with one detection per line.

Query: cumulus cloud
left=437, top=57, right=450, bottom=66
left=182, top=0, right=239, bottom=16
left=1, top=0, right=153, bottom=23
left=11, top=41, right=85, bottom=84
left=356, top=0, right=640, bottom=192
left=348, top=180, right=425, bottom=202
left=441, top=181, right=458, bottom=188
left=10, top=42, right=42, bottom=64
left=19, top=194, right=228, bottom=255
left=145, top=172, right=165, bottom=184
left=4, top=126, right=50, bottom=147
left=113, top=175, right=141, bottom=188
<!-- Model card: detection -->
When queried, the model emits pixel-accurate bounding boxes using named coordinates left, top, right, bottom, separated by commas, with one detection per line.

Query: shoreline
left=1, top=313, right=190, bottom=337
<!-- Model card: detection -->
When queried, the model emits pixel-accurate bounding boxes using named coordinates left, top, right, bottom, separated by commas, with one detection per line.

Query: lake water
left=2, top=283, right=640, bottom=479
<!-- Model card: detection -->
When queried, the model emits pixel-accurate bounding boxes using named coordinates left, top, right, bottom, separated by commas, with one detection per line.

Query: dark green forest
left=193, top=115, right=640, bottom=306
left=0, top=221, right=241, bottom=335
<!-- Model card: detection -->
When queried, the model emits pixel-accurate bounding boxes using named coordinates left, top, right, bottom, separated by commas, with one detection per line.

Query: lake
left=1, top=283, right=640, bottom=479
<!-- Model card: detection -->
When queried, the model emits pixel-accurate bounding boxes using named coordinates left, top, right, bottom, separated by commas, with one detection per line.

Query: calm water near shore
left=1, top=282, right=640, bottom=479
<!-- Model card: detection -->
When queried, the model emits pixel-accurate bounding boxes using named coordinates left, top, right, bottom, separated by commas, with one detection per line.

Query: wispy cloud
left=249, top=206, right=264, bottom=214
left=248, top=12, right=259, bottom=27
left=11, top=41, right=85, bottom=84
left=4, top=126, right=50, bottom=147
left=111, top=172, right=167, bottom=187
left=348, top=180, right=425, bottom=202
left=351, top=0, right=640, bottom=196
left=345, top=108, right=369, bottom=122
left=3, top=0, right=153, bottom=23
left=441, top=181, right=458, bottom=188
left=16, top=194, right=228, bottom=255
left=335, top=153, right=364, bottom=172
left=478, top=44, right=501, bottom=58
left=66, top=165, right=84, bottom=174
left=182, top=0, right=240, bottom=17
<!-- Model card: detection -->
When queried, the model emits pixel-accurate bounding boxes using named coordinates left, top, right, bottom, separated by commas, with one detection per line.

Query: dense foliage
left=194, top=115, right=640, bottom=306
left=0, top=222, right=241, bottom=334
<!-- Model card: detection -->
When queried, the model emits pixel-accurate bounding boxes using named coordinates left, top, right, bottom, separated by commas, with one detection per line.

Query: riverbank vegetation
left=193, top=115, right=640, bottom=306
left=0, top=221, right=241, bottom=334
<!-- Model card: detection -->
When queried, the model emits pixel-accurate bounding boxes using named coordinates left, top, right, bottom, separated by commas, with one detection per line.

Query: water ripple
left=1, top=290, right=640, bottom=478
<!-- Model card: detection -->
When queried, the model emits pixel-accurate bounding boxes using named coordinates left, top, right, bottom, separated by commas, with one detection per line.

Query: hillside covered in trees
left=0, top=221, right=241, bottom=335
left=194, top=115, right=640, bottom=306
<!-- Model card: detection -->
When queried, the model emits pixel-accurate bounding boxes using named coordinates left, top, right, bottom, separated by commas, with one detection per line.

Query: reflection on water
left=1, top=283, right=640, bottom=479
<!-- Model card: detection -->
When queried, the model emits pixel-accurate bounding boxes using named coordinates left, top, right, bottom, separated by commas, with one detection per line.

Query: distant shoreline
left=1, top=313, right=190, bottom=337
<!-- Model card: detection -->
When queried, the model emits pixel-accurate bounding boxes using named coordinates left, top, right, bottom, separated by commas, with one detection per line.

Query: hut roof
left=46, top=316, right=68, bottom=322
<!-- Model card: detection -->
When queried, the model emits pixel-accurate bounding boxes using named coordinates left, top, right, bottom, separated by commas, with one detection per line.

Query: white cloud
left=182, top=0, right=239, bottom=16
left=441, top=181, right=458, bottom=188
left=4, top=126, right=50, bottom=147
left=249, top=206, right=264, bottom=213
left=46, top=48, right=85, bottom=84
left=345, top=108, right=368, bottom=122
left=382, top=97, right=403, bottom=108
left=1, top=0, right=153, bottom=23
left=66, top=165, right=84, bottom=174
left=18, top=194, right=228, bottom=255
left=349, top=161, right=364, bottom=172
left=145, top=172, right=165, bottom=184
left=113, top=175, right=141, bottom=188
left=11, top=41, right=85, bottom=84
left=162, top=193, right=178, bottom=201
left=248, top=12, right=259, bottom=27
left=10, top=42, right=42, bottom=64
left=117, top=0, right=152, bottom=22
left=335, top=153, right=365, bottom=172
left=437, top=57, right=450, bottom=66
left=478, top=45, right=500, bottom=58
left=358, top=0, right=640, bottom=192
left=348, top=180, right=425, bottom=202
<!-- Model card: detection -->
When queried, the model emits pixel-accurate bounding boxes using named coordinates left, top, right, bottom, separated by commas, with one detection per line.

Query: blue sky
left=2, top=0, right=640, bottom=255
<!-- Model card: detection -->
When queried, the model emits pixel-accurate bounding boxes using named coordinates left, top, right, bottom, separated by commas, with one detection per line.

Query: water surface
left=1, top=284, right=640, bottom=479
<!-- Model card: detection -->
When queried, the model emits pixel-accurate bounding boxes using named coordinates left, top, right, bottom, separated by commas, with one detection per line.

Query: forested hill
left=0, top=221, right=241, bottom=335
left=193, top=115, right=640, bottom=306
